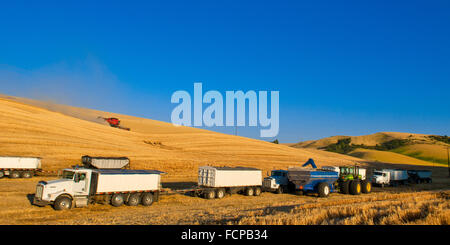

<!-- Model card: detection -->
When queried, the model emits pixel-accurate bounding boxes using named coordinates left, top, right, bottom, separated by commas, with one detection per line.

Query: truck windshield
left=271, top=171, right=283, bottom=176
left=62, top=171, right=75, bottom=179
left=373, top=171, right=382, bottom=176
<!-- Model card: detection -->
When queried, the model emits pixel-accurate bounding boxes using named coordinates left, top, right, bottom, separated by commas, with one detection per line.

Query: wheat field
left=0, top=95, right=449, bottom=225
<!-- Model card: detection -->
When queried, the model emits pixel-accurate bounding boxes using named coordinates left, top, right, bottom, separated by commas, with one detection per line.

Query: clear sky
left=0, top=0, right=449, bottom=142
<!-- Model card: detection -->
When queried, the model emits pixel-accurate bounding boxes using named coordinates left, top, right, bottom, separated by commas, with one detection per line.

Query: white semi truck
left=372, top=169, right=409, bottom=187
left=193, top=166, right=263, bottom=199
left=33, top=167, right=165, bottom=210
left=0, top=156, right=42, bottom=178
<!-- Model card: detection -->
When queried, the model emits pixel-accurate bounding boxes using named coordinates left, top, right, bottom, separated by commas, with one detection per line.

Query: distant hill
left=291, top=132, right=449, bottom=166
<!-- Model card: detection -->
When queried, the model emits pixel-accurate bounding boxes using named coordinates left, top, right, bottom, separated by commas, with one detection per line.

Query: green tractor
left=323, top=165, right=372, bottom=195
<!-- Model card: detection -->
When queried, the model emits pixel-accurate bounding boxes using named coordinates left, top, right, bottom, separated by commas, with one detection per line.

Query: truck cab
left=34, top=168, right=93, bottom=207
left=263, top=170, right=288, bottom=193
left=372, top=170, right=390, bottom=186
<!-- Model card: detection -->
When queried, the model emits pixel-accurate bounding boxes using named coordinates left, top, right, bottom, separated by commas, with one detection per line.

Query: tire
left=0, top=171, right=4, bottom=178
left=318, top=182, right=330, bottom=197
left=111, top=194, right=124, bottom=207
left=276, top=186, right=283, bottom=194
left=21, top=171, right=32, bottom=178
left=9, top=171, right=20, bottom=179
left=254, top=187, right=262, bottom=196
left=141, top=192, right=154, bottom=206
left=205, top=190, right=216, bottom=199
left=340, top=181, right=350, bottom=194
left=245, top=187, right=254, bottom=196
left=53, top=196, right=72, bottom=211
left=349, top=180, right=361, bottom=195
left=361, top=180, right=371, bottom=194
left=216, top=189, right=225, bottom=199
left=126, top=193, right=141, bottom=206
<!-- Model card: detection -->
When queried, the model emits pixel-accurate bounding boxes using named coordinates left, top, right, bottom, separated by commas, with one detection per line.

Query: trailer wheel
left=126, top=193, right=141, bottom=206
left=111, top=194, right=124, bottom=207
left=245, top=187, right=254, bottom=196
left=216, top=189, right=225, bottom=199
left=141, top=193, right=154, bottom=206
left=340, top=181, right=350, bottom=194
left=318, top=182, right=330, bottom=197
left=53, top=196, right=72, bottom=211
left=21, top=171, right=32, bottom=178
left=0, top=171, right=4, bottom=178
left=349, top=180, right=361, bottom=195
left=276, top=186, right=283, bottom=194
left=361, top=180, right=371, bottom=194
left=205, top=190, right=216, bottom=199
left=9, top=171, right=20, bottom=179
left=254, top=187, right=262, bottom=196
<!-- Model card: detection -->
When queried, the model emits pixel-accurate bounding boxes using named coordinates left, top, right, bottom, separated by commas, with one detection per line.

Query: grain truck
left=372, top=169, right=409, bottom=187
left=263, top=159, right=339, bottom=197
left=193, top=166, right=263, bottom=199
left=33, top=167, right=165, bottom=210
left=0, top=156, right=42, bottom=178
left=407, top=170, right=432, bottom=184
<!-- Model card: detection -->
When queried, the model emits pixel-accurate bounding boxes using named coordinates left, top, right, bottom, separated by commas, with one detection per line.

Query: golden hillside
left=0, top=95, right=361, bottom=179
left=291, top=132, right=433, bottom=149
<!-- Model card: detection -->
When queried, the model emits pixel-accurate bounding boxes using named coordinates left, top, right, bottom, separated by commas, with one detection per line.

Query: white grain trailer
left=0, top=156, right=42, bottom=178
left=193, top=166, right=263, bottom=199
left=372, top=169, right=409, bottom=187
left=33, top=167, right=165, bottom=210
left=81, top=155, right=130, bottom=169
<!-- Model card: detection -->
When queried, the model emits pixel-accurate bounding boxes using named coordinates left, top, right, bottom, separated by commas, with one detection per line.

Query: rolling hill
left=0, top=94, right=362, bottom=179
left=291, top=132, right=449, bottom=166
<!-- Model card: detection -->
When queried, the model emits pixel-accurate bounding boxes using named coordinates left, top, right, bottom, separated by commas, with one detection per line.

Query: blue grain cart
left=263, top=159, right=339, bottom=197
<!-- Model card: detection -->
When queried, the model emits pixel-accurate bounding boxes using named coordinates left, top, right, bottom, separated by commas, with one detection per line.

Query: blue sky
left=0, top=0, right=449, bottom=142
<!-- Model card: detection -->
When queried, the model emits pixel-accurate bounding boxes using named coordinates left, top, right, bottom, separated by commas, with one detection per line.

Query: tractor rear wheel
left=318, top=182, right=330, bottom=197
left=340, top=181, right=350, bottom=194
left=350, top=180, right=361, bottom=195
left=361, top=180, right=371, bottom=194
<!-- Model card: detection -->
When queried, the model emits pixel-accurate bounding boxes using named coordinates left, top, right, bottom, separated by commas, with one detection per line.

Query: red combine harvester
left=98, top=117, right=130, bottom=131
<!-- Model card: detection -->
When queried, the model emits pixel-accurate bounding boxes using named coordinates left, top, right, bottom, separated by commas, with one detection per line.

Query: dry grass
left=348, top=148, right=440, bottom=167
left=0, top=94, right=449, bottom=225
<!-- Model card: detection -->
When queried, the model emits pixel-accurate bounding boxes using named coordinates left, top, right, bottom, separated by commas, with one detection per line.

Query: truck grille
left=35, top=185, right=43, bottom=199
left=263, top=179, right=272, bottom=188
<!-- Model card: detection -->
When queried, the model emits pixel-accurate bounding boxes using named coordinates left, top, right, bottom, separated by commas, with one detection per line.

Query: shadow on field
left=26, top=194, right=35, bottom=205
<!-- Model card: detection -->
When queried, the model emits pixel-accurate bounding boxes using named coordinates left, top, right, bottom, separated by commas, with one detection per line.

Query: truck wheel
left=318, top=182, right=330, bottom=197
left=9, top=171, right=20, bottom=179
left=141, top=193, right=154, bottom=206
left=0, top=171, right=4, bottom=178
left=276, top=186, right=283, bottom=194
left=53, top=196, right=72, bottom=211
left=340, top=181, right=350, bottom=194
left=216, top=189, right=225, bottom=199
left=111, top=194, right=124, bottom=207
left=245, top=187, right=254, bottom=196
left=361, top=180, right=371, bottom=194
left=205, top=190, right=216, bottom=199
left=126, top=193, right=141, bottom=206
left=254, top=187, right=262, bottom=196
left=21, top=171, right=32, bottom=178
left=349, top=180, right=361, bottom=195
